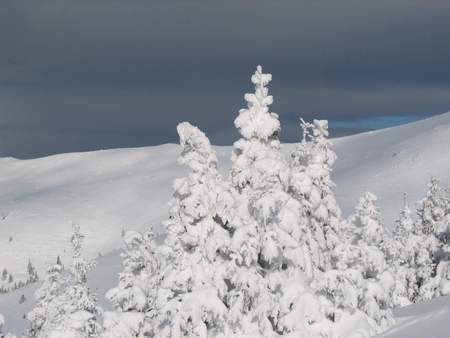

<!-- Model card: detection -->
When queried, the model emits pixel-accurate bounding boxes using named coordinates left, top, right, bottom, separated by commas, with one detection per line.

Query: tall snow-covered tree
left=44, top=225, right=102, bottom=338
left=393, top=194, right=415, bottom=242
left=343, top=192, right=394, bottom=330
left=155, top=122, right=232, bottom=337
left=290, top=118, right=342, bottom=275
left=229, top=66, right=323, bottom=336
left=27, top=226, right=101, bottom=338
left=412, top=178, right=450, bottom=301
left=104, top=229, right=161, bottom=337
left=417, top=178, right=447, bottom=237
left=385, top=194, right=415, bottom=306
left=226, top=66, right=375, bottom=336
left=231, top=65, right=288, bottom=194
left=27, top=262, right=66, bottom=337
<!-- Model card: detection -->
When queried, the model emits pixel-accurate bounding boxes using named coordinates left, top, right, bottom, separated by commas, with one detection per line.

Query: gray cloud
left=1, top=0, right=450, bottom=158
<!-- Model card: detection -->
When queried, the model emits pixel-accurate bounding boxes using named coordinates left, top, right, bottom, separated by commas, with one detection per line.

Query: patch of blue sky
left=329, top=113, right=433, bottom=131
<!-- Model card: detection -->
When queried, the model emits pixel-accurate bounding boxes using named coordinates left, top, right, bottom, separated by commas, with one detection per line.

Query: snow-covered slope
left=333, top=111, right=450, bottom=226
left=377, top=295, right=450, bottom=338
left=1, top=112, right=450, bottom=277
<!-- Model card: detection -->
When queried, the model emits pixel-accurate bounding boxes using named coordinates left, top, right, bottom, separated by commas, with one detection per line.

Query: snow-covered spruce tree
left=385, top=194, right=415, bottom=306
left=416, top=178, right=449, bottom=264
left=226, top=66, right=373, bottom=337
left=45, top=225, right=102, bottom=338
left=2, top=268, right=7, bottom=281
left=27, top=262, right=66, bottom=337
left=27, top=259, right=39, bottom=283
left=104, top=229, right=161, bottom=337
left=155, top=122, right=232, bottom=337
left=342, top=192, right=394, bottom=331
left=290, top=118, right=342, bottom=275
left=230, top=66, right=321, bottom=336
left=413, top=178, right=450, bottom=301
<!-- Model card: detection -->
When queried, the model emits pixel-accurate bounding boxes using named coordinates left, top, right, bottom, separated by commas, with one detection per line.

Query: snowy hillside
left=1, top=112, right=450, bottom=278
left=333, top=110, right=450, bottom=226
left=377, top=295, right=450, bottom=338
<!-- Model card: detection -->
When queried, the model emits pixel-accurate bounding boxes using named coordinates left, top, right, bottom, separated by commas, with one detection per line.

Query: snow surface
left=1, top=111, right=450, bottom=336
left=376, top=295, right=450, bottom=338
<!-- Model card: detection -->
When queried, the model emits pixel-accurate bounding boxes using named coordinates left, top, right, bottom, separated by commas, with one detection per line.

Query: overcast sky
left=1, top=0, right=450, bottom=158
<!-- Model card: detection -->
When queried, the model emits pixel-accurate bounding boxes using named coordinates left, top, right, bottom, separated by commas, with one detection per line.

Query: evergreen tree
left=155, top=122, right=231, bottom=337
left=2, top=269, right=7, bottom=281
left=413, top=178, right=450, bottom=301
left=229, top=66, right=323, bottom=336
left=18, top=294, right=26, bottom=304
left=27, top=259, right=38, bottom=283
left=290, top=118, right=342, bottom=275
left=104, top=229, right=161, bottom=337
left=45, top=225, right=102, bottom=338
left=416, top=177, right=447, bottom=264
left=387, top=194, right=414, bottom=306
left=343, top=192, right=394, bottom=330
left=27, top=262, right=66, bottom=337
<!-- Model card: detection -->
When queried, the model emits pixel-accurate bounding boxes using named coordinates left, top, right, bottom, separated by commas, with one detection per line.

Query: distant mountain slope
left=333, top=111, right=450, bottom=225
left=0, top=112, right=450, bottom=276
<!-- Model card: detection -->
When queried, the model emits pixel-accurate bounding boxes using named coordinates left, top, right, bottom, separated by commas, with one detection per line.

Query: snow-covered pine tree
left=417, top=178, right=447, bottom=238
left=226, top=66, right=372, bottom=336
left=104, top=229, right=161, bottom=337
left=1, top=269, right=7, bottom=281
left=229, top=66, right=325, bottom=336
left=393, top=194, right=415, bottom=242
left=44, top=225, right=101, bottom=338
left=386, top=194, right=415, bottom=306
left=308, top=120, right=342, bottom=267
left=27, top=262, right=66, bottom=337
left=27, top=259, right=38, bottom=283
left=414, top=178, right=450, bottom=300
left=417, top=178, right=449, bottom=261
left=344, top=192, right=394, bottom=330
left=155, top=122, right=231, bottom=337
left=290, top=118, right=343, bottom=276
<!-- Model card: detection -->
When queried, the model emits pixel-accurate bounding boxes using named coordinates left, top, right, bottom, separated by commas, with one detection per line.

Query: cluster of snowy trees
left=0, top=261, right=38, bottom=294
left=386, top=178, right=450, bottom=305
left=1, top=66, right=450, bottom=337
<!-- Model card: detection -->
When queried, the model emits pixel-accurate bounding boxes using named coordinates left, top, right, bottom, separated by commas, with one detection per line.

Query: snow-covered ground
left=376, top=295, right=450, bottom=338
left=1, top=111, right=450, bottom=336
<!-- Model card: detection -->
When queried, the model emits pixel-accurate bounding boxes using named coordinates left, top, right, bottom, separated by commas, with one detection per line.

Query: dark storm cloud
left=1, top=0, right=450, bottom=158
